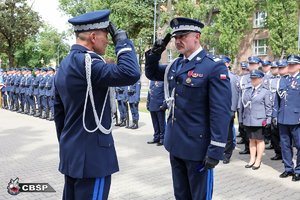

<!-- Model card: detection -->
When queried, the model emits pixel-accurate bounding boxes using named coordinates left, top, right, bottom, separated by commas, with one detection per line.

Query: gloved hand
left=272, top=117, right=277, bottom=128
left=159, top=101, right=168, bottom=111
left=107, top=22, right=128, bottom=45
left=151, top=33, right=172, bottom=55
left=204, top=157, right=219, bottom=169
left=265, top=124, right=271, bottom=129
left=239, top=122, right=244, bottom=129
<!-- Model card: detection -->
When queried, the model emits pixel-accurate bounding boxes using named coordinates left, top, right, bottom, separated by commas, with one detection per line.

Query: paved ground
left=0, top=109, right=300, bottom=200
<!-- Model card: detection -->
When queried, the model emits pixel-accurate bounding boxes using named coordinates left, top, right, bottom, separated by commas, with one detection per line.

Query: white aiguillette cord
left=82, top=52, right=112, bottom=134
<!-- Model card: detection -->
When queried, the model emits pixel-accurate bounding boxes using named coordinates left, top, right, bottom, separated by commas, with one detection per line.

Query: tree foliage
left=262, top=0, right=299, bottom=58
left=0, top=0, right=42, bottom=67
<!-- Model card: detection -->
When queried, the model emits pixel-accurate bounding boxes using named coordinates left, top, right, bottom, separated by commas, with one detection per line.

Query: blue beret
left=240, top=62, right=249, bottom=69
left=287, top=54, right=300, bottom=64
left=250, top=70, right=264, bottom=78
left=261, top=60, right=271, bottom=66
left=270, top=61, right=278, bottom=68
left=68, top=10, right=111, bottom=32
left=277, top=59, right=288, bottom=67
left=219, top=55, right=231, bottom=63
left=248, top=56, right=261, bottom=64
left=170, top=17, right=204, bottom=36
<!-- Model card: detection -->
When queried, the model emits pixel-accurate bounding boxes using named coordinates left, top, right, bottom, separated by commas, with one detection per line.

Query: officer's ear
left=89, top=32, right=97, bottom=44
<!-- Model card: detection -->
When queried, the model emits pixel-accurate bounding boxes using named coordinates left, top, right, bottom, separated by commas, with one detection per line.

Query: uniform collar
left=71, top=44, right=91, bottom=52
left=290, top=71, right=299, bottom=78
left=184, top=46, right=203, bottom=61
left=253, top=84, right=262, bottom=90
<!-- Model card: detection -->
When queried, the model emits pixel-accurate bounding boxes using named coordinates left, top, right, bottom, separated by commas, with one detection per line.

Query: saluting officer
left=146, top=80, right=167, bottom=146
left=115, top=86, right=129, bottom=127
left=220, top=55, right=239, bottom=164
left=145, top=17, right=231, bottom=200
left=241, top=70, right=272, bottom=170
left=267, top=61, right=282, bottom=160
left=273, top=55, right=300, bottom=182
left=238, top=56, right=261, bottom=155
left=54, top=10, right=140, bottom=199
left=127, top=79, right=141, bottom=129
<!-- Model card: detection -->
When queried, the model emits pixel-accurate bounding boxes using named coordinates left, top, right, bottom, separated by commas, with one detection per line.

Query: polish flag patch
left=220, top=74, right=227, bottom=80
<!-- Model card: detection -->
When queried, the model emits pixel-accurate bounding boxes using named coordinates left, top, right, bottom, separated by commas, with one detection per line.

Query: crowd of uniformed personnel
left=220, top=54, right=300, bottom=182
left=0, top=67, right=56, bottom=120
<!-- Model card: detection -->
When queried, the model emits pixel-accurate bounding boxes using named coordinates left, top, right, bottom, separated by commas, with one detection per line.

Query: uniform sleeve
left=264, top=90, right=273, bottom=124
left=135, top=81, right=141, bottom=102
left=207, top=62, right=232, bottom=161
left=53, top=81, right=65, bottom=142
left=145, top=49, right=166, bottom=81
left=91, top=39, right=140, bottom=87
left=272, top=92, right=280, bottom=118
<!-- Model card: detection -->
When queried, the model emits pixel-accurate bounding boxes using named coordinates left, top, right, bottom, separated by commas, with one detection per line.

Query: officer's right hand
left=151, top=33, right=172, bottom=55
left=272, top=117, right=277, bottom=128
left=107, top=22, right=128, bottom=45
left=204, top=157, right=219, bottom=169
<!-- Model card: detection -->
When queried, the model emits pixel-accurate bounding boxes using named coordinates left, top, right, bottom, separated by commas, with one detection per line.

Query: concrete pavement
left=0, top=109, right=299, bottom=200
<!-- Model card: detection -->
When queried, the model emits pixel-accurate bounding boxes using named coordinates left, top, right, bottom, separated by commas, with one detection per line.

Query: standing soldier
left=146, top=80, right=167, bottom=146
left=1, top=69, right=8, bottom=109
left=115, top=86, right=129, bottom=127
left=221, top=56, right=239, bottom=164
left=9, top=68, right=16, bottom=110
left=38, top=68, right=48, bottom=119
left=13, top=69, right=21, bottom=112
left=45, top=67, right=55, bottom=120
left=18, top=68, right=27, bottom=113
left=238, top=56, right=261, bottom=155
left=127, top=80, right=141, bottom=129
left=5, top=69, right=12, bottom=110
left=25, top=68, right=35, bottom=115
left=145, top=17, right=231, bottom=199
left=273, top=55, right=300, bottom=181
left=33, top=68, right=41, bottom=117
left=54, top=10, right=140, bottom=199
left=267, top=61, right=282, bottom=160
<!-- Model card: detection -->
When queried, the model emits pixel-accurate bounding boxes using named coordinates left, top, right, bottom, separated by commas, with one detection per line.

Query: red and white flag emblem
left=220, top=74, right=227, bottom=80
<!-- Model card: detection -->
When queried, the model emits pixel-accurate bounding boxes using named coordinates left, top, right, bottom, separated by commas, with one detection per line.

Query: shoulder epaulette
left=206, top=54, right=222, bottom=62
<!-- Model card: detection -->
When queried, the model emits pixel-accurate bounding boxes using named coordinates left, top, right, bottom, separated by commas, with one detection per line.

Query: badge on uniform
left=186, top=77, right=192, bottom=84
left=220, top=74, right=227, bottom=80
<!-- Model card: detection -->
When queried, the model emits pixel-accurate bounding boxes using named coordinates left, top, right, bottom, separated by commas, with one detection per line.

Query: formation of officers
left=222, top=54, right=300, bottom=182
left=0, top=67, right=142, bottom=127
left=0, top=67, right=56, bottom=120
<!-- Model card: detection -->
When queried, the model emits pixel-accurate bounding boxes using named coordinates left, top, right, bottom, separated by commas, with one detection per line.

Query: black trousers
left=63, top=175, right=111, bottom=200
left=170, top=154, right=214, bottom=200
left=270, top=124, right=281, bottom=155
left=239, top=124, right=249, bottom=151
left=224, top=117, right=235, bottom=159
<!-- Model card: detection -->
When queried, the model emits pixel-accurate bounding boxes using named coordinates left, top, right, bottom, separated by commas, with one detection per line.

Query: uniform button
left=177, top=82, right=179, bottom=85
left=174, top=118, right=176, bottom=121
left=200, top=135, right=203, bottom=138
left=176, top=94, right=178, bottom=97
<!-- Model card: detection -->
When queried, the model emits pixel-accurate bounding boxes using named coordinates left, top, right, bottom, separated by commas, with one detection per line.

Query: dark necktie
left=176, top=58, right=189, bottom=73
left=251, top=88, right=256, bottom=97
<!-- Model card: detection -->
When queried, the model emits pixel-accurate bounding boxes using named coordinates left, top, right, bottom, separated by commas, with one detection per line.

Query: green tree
left=215, top=0, right=255, bottom=60
left=58, top=0, right=154, bottom=65
left=15, top=24, right=70, bottom=68
left=263, top=0, right=299, bottom=58
left=0, top=0, right=42, bottom=67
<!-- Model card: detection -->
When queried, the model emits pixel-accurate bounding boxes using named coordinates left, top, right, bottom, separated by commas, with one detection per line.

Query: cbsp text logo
left=7, top=178, right=55, bottom=195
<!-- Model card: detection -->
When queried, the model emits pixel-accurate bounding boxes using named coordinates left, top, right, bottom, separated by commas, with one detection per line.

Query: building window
left=253, top=11, right=267, bottom=28
left=167, top=49, right=173, bottom=63
left=253, top=39, right=268, bottom=55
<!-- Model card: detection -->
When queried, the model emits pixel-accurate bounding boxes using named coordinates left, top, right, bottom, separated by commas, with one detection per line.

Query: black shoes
left=156, top=141, right=163, bottom=146
left=147, top=140, right=159, bottom=144
left=239, top=150, right=250, bottom=155
left=270, top=155, right=282, bottom=160
left=279, top=171, right=294, bottom=178
left=292, top=174, right=300, bottom=182
left=245, top=163, right=255, bottom=168
left=252, top=163, right=261, bottom=170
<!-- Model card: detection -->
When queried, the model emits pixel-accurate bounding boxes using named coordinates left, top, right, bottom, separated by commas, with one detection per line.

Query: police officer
left=33, top=68, right=41, bottom=117
left=267, top=61, right=282, bottom=160
left=54, top=10, right=140, bottom=199
left=261, top=60, right=272, bottom=85
left=1, top=69, right=8, bottom=109
left=241, top=70, right=272, bottom=170
left=238, top=56, right=261, bottom=155
left=4, top=69, right=12, bottom=109
left=147, top=80, right=166, bottom=146
left=25, top=68, right=35, bottom=115
left=39, top=68, right=48, bottom=119
left=220, top=56, right=239, bottom=164
left=45, top=67, right=55, bottom=120
left=127, top=80, right=141, bottom=129
left=115, top=86, right=129, bottom=127
left=18, top=67, right=27, bottom=113
left=13, top=68, right=22, bottom=112
left=273, top=55, right=300, bottom=181
left=145, top=17, right=231, bottom=199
